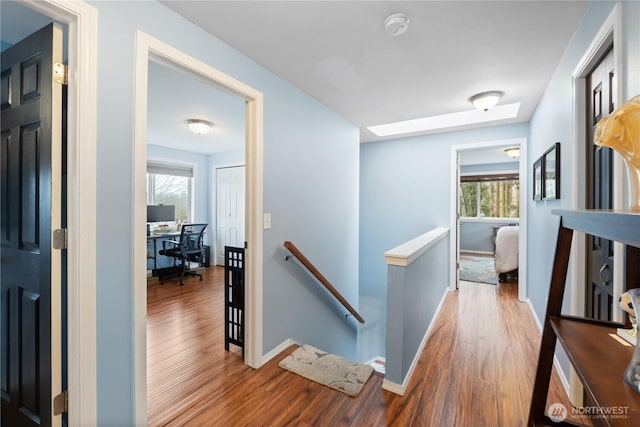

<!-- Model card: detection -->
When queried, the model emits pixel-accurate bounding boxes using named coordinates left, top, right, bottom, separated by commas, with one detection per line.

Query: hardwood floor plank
left=147, top=268, right=577, bottom=426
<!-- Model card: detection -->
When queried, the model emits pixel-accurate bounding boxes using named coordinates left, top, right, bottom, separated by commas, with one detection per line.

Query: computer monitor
left=147, top=204, right=175, bottom=223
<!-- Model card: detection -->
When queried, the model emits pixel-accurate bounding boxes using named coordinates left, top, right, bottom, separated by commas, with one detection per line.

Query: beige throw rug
left=279, top=344, right=374, bottom=397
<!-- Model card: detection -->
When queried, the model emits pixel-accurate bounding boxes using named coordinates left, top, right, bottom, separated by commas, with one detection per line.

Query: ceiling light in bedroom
left=384, top=13, right=410, bottom=36
left=470, top=91, right=504, bottom=111
left=185, top=119, right=214, bottom=135
left=504, top=147, right=520, bottom=158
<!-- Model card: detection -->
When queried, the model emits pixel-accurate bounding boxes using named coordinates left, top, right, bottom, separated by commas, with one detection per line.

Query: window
left=147, top=161, right=193, bottom=222
left=460, top=173, right=519, bottom=218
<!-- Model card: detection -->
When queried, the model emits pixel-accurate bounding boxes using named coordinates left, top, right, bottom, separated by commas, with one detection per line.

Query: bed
left=495, top=225, right=519, bottom=278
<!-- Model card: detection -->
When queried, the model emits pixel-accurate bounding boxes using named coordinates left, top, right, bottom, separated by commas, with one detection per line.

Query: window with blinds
left=460, top=173, right=519, bottom=218
left=147, top=161, right=193, bottom=222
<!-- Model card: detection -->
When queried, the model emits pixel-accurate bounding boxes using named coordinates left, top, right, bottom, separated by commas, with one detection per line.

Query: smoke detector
left=384, top=13, right=409, bottom=36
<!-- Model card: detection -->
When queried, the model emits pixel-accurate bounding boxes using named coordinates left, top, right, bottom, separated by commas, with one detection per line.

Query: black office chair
left=159, top=223, right=208, bottom=285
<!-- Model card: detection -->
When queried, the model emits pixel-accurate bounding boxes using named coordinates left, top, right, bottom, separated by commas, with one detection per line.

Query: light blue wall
left=460, top=219, right=519, bottom=253
left=90, top=1, right=359, bottom=425
left=385, top=234, right=449, bottom=385
left=461, top=161, right=519, bottom=174
left=359, top=122, right=528, bottom=361
left=527, top=1, right=640, bottom=378
left=210, top=149, right=244, bottom=166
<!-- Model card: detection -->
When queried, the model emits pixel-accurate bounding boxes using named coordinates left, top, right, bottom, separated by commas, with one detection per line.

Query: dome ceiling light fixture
left=504, top=147, right=521, bottom=159
left=384, top=13, right=410, bottom=36
left=470, top=91, right=504, bottom=112
left=185, top=119, right=214, bottom=135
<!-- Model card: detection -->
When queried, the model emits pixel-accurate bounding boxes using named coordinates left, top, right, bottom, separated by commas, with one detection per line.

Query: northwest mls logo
left=548, top=403, right=568, bottom=422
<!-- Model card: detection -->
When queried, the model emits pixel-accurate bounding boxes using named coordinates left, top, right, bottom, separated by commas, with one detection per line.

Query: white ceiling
left=161, top=0, right=590, bottom=142
left=459, top=144, right=520, bottom=166
left=147, top=60, right=246, bottom=154
left=3, top=1, right=590, bottom=158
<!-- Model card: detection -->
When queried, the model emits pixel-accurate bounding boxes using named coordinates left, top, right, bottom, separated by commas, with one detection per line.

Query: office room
left=144, top=58, right=247, bottom=421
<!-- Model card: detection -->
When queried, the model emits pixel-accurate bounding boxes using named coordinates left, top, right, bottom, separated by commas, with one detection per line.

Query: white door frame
left=21, top=1, right=98, bottom=425
left=569, top=2, right=623, bottom=404
left=133, top=32, right=264, bottom=425
left=449, top=137, right=528, bottom=303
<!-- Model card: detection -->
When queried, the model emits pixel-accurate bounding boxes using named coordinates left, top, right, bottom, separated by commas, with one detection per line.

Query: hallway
left=147, top=268, right=574, bottom=425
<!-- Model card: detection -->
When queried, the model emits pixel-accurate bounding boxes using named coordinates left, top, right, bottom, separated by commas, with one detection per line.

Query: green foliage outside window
left=459, top=179, right=519, bottom=218
left=460, top=182, right=477, bottom=217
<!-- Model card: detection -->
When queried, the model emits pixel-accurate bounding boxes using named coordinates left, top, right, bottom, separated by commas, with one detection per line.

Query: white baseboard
left=262, top=338, right=295, bottom=365
left=525, top=298, right=571, bottom=398
left=382, top=378, right=404, bottom=395
left=460, top=250, right=494, bottom=256
left=382, top=288, right=449, bottom=396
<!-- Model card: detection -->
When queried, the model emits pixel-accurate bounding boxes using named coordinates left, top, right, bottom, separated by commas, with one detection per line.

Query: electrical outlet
left=263, top=213, right=271, bottom=229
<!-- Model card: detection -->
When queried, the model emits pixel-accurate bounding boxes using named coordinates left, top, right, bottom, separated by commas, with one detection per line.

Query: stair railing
left=283, top=241, right=365, bottom=324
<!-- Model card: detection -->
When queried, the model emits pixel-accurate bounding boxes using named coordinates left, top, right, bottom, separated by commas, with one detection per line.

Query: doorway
left=1, top=21, right=65, bottom=427
left=133, top=32, right=263, bottom=424
left=568, top=3, right=624, bottom=405
left=144, top=58, right=247, bottom=420
left=0, top=0, right=98, bottom=424
left=585, top=46, right=615, bottom=321
left=449, top=138, right=528, bottom=302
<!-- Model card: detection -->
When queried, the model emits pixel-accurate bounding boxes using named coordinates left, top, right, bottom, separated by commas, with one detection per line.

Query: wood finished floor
left=147, top=267, right=579, bottom=426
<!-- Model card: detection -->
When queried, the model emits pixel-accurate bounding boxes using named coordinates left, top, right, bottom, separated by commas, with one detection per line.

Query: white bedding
left=495, top=226, right=519, bottom=273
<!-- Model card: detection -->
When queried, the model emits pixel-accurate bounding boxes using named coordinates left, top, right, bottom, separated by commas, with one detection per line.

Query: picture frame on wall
left=543, top=142, right=560, bottom=200
left=533, top=158, right=543, bottom=201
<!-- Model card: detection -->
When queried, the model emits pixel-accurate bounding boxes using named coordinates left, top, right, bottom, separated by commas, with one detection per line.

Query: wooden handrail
left=283, top=241, right=365, bottom=324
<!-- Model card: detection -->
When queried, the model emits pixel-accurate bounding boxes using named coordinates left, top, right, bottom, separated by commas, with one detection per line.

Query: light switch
left=263, top=213, right=272, bottom=229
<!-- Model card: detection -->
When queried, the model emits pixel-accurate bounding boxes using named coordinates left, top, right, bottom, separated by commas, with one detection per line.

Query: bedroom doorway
left=449, top=138, right=528, bottom=302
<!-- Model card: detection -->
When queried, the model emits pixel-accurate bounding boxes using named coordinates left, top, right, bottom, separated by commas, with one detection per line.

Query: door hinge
left=52, top=228, right=67, bottom=250
left=456, top=262, right=460, bottom=270
left=53, top=390, right=68, bottom=415
left=244, top=241, right=248, bottom=249
left=53, top=62, right=68, bottom=85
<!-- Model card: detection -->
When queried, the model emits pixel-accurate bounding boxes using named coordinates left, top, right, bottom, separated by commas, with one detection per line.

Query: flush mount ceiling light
left=470, top=91, right=504, bottom=111
left=384, top=13, right=410, bottom=36
left=504, top=147, right=521, bottom=159
left=185, top=119, right=214, bottom=135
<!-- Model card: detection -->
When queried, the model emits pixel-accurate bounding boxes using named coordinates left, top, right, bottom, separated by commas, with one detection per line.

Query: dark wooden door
left=586, top=47, right=615, bottom=320
left=1, top=23, right=63, bottom=427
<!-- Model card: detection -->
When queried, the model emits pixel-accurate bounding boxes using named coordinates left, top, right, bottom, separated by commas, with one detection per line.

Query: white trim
left=134, top=32, right=264, bottom=425
left=262, top=338, right=296, bottom=365
left=460, top=169, right=520, bottom=176
left=517, top=137, right=528, bottom=303
left=381, top=379, right=405, bottom=395
left=525, top=299, right=571, bottom=398
left=460, top=250, right=495, bottom=256
left=22, top=1, right=98, bottom=424
left=382, top=288, right=449, bottom=395
left=49, top=23, right=64, bottom=427
left=569, top=2, right=623, bottom=404
left=459, top=217, right=520, bottom=223
left=384, top=228, right=449, bottom=267
left=450, top=149, right=460, bottom=290
left=449, top=137, right=528, bottom=300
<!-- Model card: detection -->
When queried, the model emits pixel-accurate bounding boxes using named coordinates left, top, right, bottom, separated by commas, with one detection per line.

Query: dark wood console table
left=528, top=209, right=640, bottom=426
